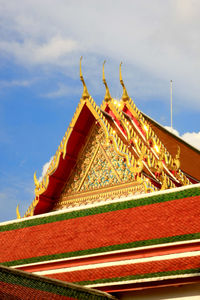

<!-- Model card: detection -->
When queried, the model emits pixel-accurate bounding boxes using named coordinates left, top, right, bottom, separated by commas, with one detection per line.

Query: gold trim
left=77, top=144, right=100, bottom=191
left=121, top=97, right=190, bottom=187
left=54, top=180, right=146, bottom=209
left=85, top=97, right=110, bottom=140
left=101, top=98, right=131, bottom=140
left=99, top=142, right=121, bottom=182
left=24, top=196, right=39, bottom=218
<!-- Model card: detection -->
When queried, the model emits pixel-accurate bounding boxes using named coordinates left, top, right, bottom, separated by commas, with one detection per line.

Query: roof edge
left=142, top=112, right=200, bottom=155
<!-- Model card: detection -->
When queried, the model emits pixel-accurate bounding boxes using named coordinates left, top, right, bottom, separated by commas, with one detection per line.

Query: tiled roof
left=0, top=264, right=116, bottom=299
left=1, top=184, right=200, bottom=291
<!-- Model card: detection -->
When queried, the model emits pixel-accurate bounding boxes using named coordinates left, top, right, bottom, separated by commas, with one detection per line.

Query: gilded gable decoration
left=55, top=125, right=155, bottom=210
left=120, top=96, right=191, bottom=186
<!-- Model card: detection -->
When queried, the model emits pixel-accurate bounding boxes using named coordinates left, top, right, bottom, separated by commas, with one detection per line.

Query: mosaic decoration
left=56, top=126, right=146, bottom=209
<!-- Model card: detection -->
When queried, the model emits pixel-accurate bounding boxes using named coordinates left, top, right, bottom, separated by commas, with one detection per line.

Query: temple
left=0, top=59, right=200, bottom=299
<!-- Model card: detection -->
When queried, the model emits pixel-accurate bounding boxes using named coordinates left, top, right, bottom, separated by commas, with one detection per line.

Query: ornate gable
left=54, top=125, right=149, bottom=210
left=21, top=59, right=199, bottom=218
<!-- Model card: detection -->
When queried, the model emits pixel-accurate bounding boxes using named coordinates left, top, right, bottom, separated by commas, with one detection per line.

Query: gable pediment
left=54, top=126, right=147, bottom=210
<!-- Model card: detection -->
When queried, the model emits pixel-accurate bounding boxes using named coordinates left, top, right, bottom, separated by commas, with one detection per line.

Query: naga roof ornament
left=102, top=60, right=112, bottom=102
left=119, top=62, right=129, bottom=101
left=80, top=56, right=90, bottom=100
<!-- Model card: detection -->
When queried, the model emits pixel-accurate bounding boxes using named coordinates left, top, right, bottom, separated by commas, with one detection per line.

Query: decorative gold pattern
left=54, top=181, right=146, bottom=210
left=117, top=97, right=190, bottom=187
left=59, top=127, right=131, bottom=199
left=24, top=196, right=39, bottom=217
left=56, top=125, right=157, bottom=209
left=101, top=98, right=131, bottom=140
left=77, top=143, right=101, bottom=191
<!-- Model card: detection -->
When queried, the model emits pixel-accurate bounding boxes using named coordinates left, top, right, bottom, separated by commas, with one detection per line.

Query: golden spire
left=80, top=56, right=90, bottom=100
left=102, top=60, right=111, bottom=102
left=119, top=62, right=129, bottom=101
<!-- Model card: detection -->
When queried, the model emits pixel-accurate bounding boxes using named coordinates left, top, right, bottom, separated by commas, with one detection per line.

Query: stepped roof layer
left=143, top=113, right=200, bottom=182
left=21, top=61, right=200, bottom=217
left=1, top=184, right=200, bottom=293
left=0, top=265, right=115, bottom=300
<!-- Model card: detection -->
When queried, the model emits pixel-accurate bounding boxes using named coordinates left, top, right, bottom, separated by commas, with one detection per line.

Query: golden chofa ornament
left=119, top=62, right=129, bottom=101
left=80, top=56, right=90, bottom=100
left=102, top=60, right=112, bottom=102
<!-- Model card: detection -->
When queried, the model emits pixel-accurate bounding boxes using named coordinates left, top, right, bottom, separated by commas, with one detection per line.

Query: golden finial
left=16, top=204, right=21, bottom=219
left=102, top=60, right=111, bottom=102
left=80, top=56, right=90, bottom=99
left=119, top=62, right=129, bottom=101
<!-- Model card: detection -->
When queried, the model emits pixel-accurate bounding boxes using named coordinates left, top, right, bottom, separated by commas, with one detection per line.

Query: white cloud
left=182, top=131, right=200, bottom=150
left=165, top=126, right=200, bottom=150
left=164, top=126, right=180, bottom=137
left=43, top=84, right=69, bottom=98
left=34, top=36, right=77, bottom=62
left=42, top=83, right=81, bottom=98
left=39, top=156, right=53, bottom=182
left=1, top=1, right=200, bottom=108
left=0, top=37, right=78, bottom=65
left=0, top=79, right=33, bottom=89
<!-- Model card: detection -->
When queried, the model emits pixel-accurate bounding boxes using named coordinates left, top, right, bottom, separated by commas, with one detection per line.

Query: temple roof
left=2, top=184, right=200, bottom=293
left=0, top=265, right=116, bottom=299
left=22, top=61, right=200, bottom=217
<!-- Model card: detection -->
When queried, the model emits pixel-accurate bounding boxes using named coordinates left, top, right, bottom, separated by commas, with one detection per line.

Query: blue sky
left=0, top=0, right=200, bottom=222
